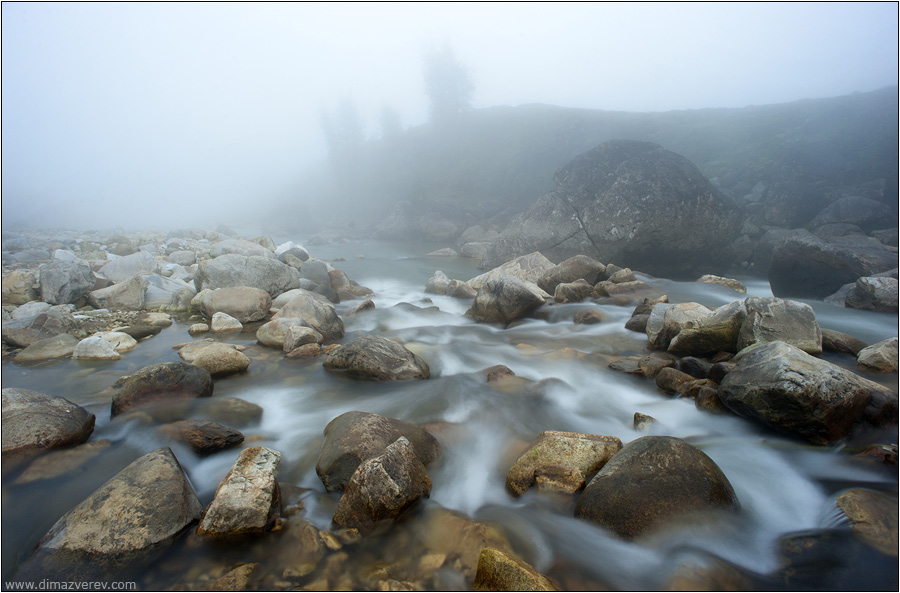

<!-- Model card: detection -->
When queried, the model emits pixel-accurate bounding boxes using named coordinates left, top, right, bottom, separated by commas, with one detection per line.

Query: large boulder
left=480, top=141, right=741, bottom=276
left=24, top=448, right=201, bottom=571
left=857, top=338, right=899, bottom=373
left=332, top=437, right=432, bottom=531
left=467, top=252, right=555, bottom=290
left=2, top=312, right=75, bottom=348
left=574, top=436, right=739, bottom=539
left=469, top=276, right=547, bottom=325
left=768, top=233, right=896, bottom=299
left=537, top=255, right=607, bottom=293
left=736, top=297, right=822, bottom=354
left=845, top=277, right=899, bottom=313
left=14, top=333, right=79, bottom=362
left=198, top=286, right=272, bottom=323
left=88, top=275, right=148, bottom=311
left=194, top=254, right=301, bottom=298
left=667, top=301, right=746, bottom=355
left=197, top=446, right=282, bottom=537
left=323, top=335, right=430, bottom=381
left=110, top=361, right=214, bottom=418
left=38, top=261, right=94, bottom=305
left=718, top=341, right=898, bottom=444
left=2, top=270, right=39, bottom=305
left=1, top=388, right=95, bottom=458
left=646, top=302, right=712, bottom=350
left=271, top=290, right=344, bottom=343
left=209, top=238, right=275, bottom=259
left=98, top=251, right=159, bottom=283
left=316, top=411, right=440, bottom=492
left=809, top=196, right=896, bottom=232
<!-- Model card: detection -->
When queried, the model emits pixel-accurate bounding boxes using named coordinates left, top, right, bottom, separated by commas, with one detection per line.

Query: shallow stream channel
left=2, top=238, right=898, bottom=590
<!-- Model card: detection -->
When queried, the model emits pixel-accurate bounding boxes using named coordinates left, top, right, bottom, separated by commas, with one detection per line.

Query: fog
left=2, top=2, right=897, bottom=231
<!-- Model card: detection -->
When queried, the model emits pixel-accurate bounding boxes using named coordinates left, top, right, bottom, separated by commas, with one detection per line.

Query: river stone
left=537, top=255, right=606, bottom=294
left=257, top=317, right=316, bottom=348
left=2, top=270, right=39, bottom=305
left=10, top=300, right=53, bottom=320
left=821, top=328, right=868, bottom=356
left=470, top=276, right=547, bottom=325
left=425, top=270, right=451, bottom=295
left=283, top=325, right=323, bottom=352
left=33, top=447, right=201, bottom=560
left=72, top=336, right=122, bottom=360
left=14, top=440, right=113, bottom=485
left=329, top=268, right=372, bottom=300
left=845, top=277, right=899, bottom=313
left=167, top=250, right=196, bottom=266
left=655, top=367, right=696, bottom=394
left=332, top=437, right=432, bottom=531
left=201, top=397, right=263, bottom=427
left=473, top=547, right=559, bottom=592
left=574, top=436, right=739, bottom=539
left=608, top=268, right=636, bottom=283
left=298, top=258, right=332, bottom=286
left=480, top=141, right=741, bottom=276
left=696, top=275, right=747, bottom=293
left=272, top=291, right=344, bottom=343
left=198, top=446, right=282, bottom=537
left=447, top=279, right=477, bottom=299
left=719, top=341, right=898, bottom=444
left=98, top=251, right=159, bottom=283
left=323, top=335, right=430, bottom=381
left=667, top=301, right=746, bottom=355
left=316, top=411, right=440, bottom=492
left=173, top=339, right=245, bottom=362
left=1, top=388, right=95, bottom=457
left=210, top=238, right=274, bottom=259
left=836, top=489, right=899, bottom=556
left=199, top=286, right=273, bottom=323
left=506, top=431, right=622, bottom=497
left=93, top=331, right=138, bottom=352
left=192, top=345, right=251, bottom=377
left=736, top=297, right=822, bottom=354
left=14, top=333, right=79, bottom=362
left=646, top=302, right=712, bottom=350
left=460, top=242, right=491, bottom=259
left=158, top=419, right=244, bottom=455
left=573, top=309, right=606, bottom=325
left=553, top=279, right=594, bottom=303
left=110, top=361, right=214, bottom=418
left=468, top=252, right=555, bottom=290
left=88, top=275, right=148, bottom=311
left=1, top=312, right=73, bottom=348
left=211, top=311, right=243, bottom=333
left=39, top=261, right=95, bottom=305
left=857, top=338, right=899, bottom=373
left=194, top=253, right=301, bottom=298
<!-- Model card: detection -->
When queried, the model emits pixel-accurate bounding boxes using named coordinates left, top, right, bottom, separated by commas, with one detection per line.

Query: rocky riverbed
left=2, top=226, right=897, bottom=591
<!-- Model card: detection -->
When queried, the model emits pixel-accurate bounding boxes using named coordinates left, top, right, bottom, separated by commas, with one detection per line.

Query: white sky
left=2, top=2, right=897, bottom=229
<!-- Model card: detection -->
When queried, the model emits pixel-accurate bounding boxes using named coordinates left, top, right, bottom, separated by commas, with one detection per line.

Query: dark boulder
left=2, top=388, right=95, bottom=458
left=481, top=140, right=741, bottom=276
left=469, top=276, right=547, bottom=325
left=809, top=196, right=896, bottom=232
left=323, top=335, right=429, bottom=381
left=110, top=362, right=214, bottom=418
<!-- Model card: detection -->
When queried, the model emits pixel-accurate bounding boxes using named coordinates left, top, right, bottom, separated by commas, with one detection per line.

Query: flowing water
left=2, top=239, right=897, bottom=590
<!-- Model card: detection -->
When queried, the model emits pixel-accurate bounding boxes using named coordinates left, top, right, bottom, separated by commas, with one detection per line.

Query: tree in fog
left=423, top=44, right=474, bottom=124
left=320, top=98, right=364, bottom=174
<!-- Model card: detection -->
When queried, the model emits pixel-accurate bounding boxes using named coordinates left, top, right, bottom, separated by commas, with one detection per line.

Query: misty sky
left=2, top=2, right=897, bottom=230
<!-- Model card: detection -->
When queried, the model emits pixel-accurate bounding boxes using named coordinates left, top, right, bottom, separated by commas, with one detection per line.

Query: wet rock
left=662, top=560, right=753, bottom=591
left=72, top=336, right=122, bottom=360
left=283, top=325, right=322, bottom=352
left=473, top=547, right=559, bottom=592
left=188, top=323, right=209, bottom=336
left=447, top=279, right=477, bottom=299
left=194, top=254, right=301, bottom=298
left=845, top=277, right=899, bottom=313
left=27, top=447, right=201, bottom=566
left=332, top=437, right=432, bottom=531
left=2, top=270, right=39, bottom=305
left=537, top=255, right=606, bottom=294
left=460, top=242, right=491, bottom=259
left=506, top=430, right=622, bottom=497
left=88, top=275, right=148, bottom=311
left=553, top=279, right=593, bottom=303
left=328, top=268, right=372, bottom=300
left=708, top=361, right=736, bottom=383
left=210, top=238, right=274, bottom=259
left=696, top=275, right=747, bottom=294
left=299, top=257, right=332, bottom=286
left=594, top=280, right=659, bottom=300
left=836, top=489, right=898, bottom=556
left=1, top=388, right=95, bottom=457
left=736, top=297, right=822, bottom=355
left=667, top=301, right=746, bottom=356
left=14, top=440, right=113, bottom=485
left=93, top=331, right=138, bottom=352
left=624, top=314, right=650, bottom=333
left=655, top=367, right=696, bottom=394
left=38, top=261, right=95, bottom=305
left=200, top=563, right=259, bottom=591
left=573, top=309, right=606, bottom=325
left=167, top=250, right=196, bottom=266
left=632, top=294, right=669, bottom=316
left=468, top=252, right=555, bottom=290
left=324, top=335, right=430, bottom=381
left=192, top=345, right=251, bottom=377
left=608, top=267, right=636, bottom=283
left=646, top=302, right=712, bottom=350
left=633, top=412, right=656, bottom=432
left=201, top=396, right=263, bottom=427
left=470, top=276, right=547, bottom=325
left=677, top=357, right=712, bottom=379
left=574, top=436, right=739, bottom=539
left=857, top=338, right=899, bottom=373
left=719, top=341, right=898, bottom=444
left=821, top=328, right=868, bottom=356
left=198, top=446, right=282, bottom=537
left=810, top=196, right=896, bottom=232
left=199, top=286, right=273, bottom=323
left=14, top=333, right=79, bottom=362
left=272, top=291, right=344, bottom=343
left=695, top=386, right=728, bottom=414
left=257, top=317, right=321, bottom=348
left=348, top=299, right=375, bottom=316
left=98, top=251, right=159, bottom=283
left=158, top=419, right=244, bottom=455
left=316, top=411, right=440, bottom=492
left=110, top=361, right=214, bottom=418
left=209, top=311, right=242, bottom=333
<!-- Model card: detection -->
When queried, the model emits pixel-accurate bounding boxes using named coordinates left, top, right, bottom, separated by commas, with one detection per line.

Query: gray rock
left=98, top=251, right=159, bottom=283
left=468, top=252, right=555, bottom=290
left=110, top=361, right=214, bottom=418
left=460, top=242, right=491, bottom=259
left=10, top=301, right=53, bottom=320
left=192, top=345, right=250, bottom=377
left=2, top=270, right=39, bottom=305
left=88, top=275, right=148, bottom=311
left=323, top=335, right=429, bottom=381
left=299, top=258, right=332, bottom=286
left=272, top=291, right=344, bottom=343
left=719, top=341, right=897, bottom=444
left=667, top=301, right=746, bottom=355
left=14, top=333, right=79, bottom=362
left=1, top=312, right=74, bottom=347
left=481, top=141, right=741, bottom=276
left=209, top=238, right=275, bottom=259
left=469, top=275, right=547, bottom=325
left=198, top=446, right=282, bottom=537
left=736, top=297, right=822, bottom=354
left=316, top=410, right=440, bottom=492
left=332, top=437, right=432, bottom=531
left=537, top=256, right=607, bottom=294
left=142, top=274, right=193, bottom=310
left=199, top=286, right=272, bottom=323
left=425, top=270, right=451, bottom=295
left=857, top=338, right=899, bottom=373
left=283, top=325, right=322, bottom=352
left=1, top=388, right=95, bottom=457
left=257, top=317, right=313, bottom=348
left=845, top=277, right=899, bottom=313
left=194, top=254, right=301, bottom=298
left=72, top=336, right=122, bottom=360
left=159, top=419, right=244, bottom=455
left=574, top=436, right=739, bottom=538
left=210, top=312, right=243, bottom=333
left=646, top=302, right=712, bottom=350
left=810, top=196, right=896, bottom=232
left=553, top=279, right=594, bottom=303
left=167, top=250, right=196, bottom=266
left=39, top=261, right=94, bottom=305
left=821, top=328, right=868, bottom=356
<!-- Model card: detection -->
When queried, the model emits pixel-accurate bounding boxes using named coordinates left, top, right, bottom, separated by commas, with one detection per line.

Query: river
left=2, top=238, right=897, bottom=590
